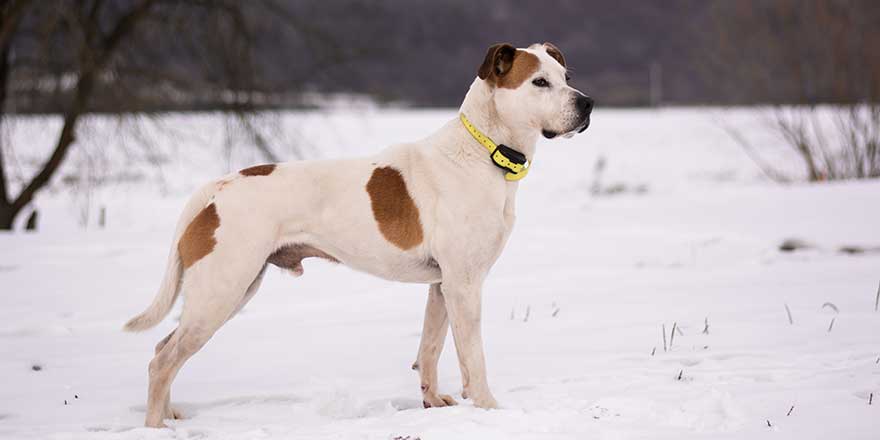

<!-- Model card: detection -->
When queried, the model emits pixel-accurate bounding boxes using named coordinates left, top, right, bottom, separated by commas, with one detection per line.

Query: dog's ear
left=543, top=42, right=566, bottom=68
left=478, top=43, right=517, bottom=82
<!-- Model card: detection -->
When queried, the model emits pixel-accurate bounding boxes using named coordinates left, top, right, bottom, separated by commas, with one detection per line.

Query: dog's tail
left=123, top=182, right=216, bottom=332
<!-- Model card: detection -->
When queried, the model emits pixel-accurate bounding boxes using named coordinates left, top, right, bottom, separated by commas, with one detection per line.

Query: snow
left=0, top=108, right=878, bottom=439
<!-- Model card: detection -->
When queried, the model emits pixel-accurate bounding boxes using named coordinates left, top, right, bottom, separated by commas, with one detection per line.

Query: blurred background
left=0, top=0, right=878, bottom=230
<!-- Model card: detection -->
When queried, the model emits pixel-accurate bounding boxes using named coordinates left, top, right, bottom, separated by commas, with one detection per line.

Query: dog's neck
left=456, top=78, right=539, bottom=165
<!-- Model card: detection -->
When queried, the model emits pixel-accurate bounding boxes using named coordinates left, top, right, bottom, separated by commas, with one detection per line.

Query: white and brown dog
left=125, top=42, right=592, bottom=428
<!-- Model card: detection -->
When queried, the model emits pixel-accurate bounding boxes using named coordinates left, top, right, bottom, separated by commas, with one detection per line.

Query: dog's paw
left=161, top=406, right=185, bottom=422
left=422, top=394, right=458, bottom=408
left=145, top=419, right=168, bottom=429
left=469, top=394, right=499, bottom=409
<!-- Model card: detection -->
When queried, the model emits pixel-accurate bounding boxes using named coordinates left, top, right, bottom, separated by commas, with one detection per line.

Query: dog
left=124, top=42, right=592, bottom=428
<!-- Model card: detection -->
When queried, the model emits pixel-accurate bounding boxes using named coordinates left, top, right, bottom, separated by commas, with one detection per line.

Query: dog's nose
left=576, top=94, right=594, bottom=115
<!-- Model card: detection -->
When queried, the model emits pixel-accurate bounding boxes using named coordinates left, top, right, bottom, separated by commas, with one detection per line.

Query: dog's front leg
left=441, top=276, right=498, bottom=409
left=413, top=283, right=458, bottom=408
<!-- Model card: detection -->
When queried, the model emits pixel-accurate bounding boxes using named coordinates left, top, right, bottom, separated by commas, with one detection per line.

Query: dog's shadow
left=129, top=394, right=303, bottom=418
left=128, top=393, right=425, bottom=421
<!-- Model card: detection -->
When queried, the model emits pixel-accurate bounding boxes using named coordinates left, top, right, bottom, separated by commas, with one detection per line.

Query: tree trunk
left=0, top=35, right=11, bottom=229
left=0, top=204, right=13, bottom=230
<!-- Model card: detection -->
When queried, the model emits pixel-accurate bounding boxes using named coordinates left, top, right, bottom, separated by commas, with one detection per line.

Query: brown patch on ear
left=239, top=164, right=276, bottom=176
left=543, top=42, right=566, bottom=68
left=478, top=44, right=540, bottom=89
left=178, top=203, right=220, bottom=269
left=478, top=43, right=516, bottom=82
left=497, top=50, right=540, bottom=89
left=366, top=167, right=424, bottom=250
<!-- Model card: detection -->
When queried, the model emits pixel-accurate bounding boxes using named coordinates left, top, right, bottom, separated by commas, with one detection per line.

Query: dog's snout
left=576, top=94, right=594, bottom=115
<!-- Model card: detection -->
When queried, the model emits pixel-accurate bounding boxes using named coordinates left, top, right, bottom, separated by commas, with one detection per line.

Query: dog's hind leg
left=413, top=283, right=457, bottom=407
left=153, top=329, right=180, bottom=421
left=144, top=253, right=265, bottom=428
left=228, top=265, right=267, bottom=320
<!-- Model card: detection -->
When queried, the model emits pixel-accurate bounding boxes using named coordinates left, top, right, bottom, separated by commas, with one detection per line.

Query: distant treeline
left=5, top=0, right=879, bottom=112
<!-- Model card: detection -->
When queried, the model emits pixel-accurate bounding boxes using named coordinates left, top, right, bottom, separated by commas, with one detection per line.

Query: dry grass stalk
left=662, top=324, right=668, bottom=352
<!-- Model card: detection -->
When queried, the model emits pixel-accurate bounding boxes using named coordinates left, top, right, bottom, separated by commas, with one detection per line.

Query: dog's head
left=478, top=42, right=592, bottom=139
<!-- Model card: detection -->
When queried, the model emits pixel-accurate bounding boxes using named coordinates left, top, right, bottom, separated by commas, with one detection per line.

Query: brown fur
left=267, top=243, right=339, bottom=276
left=478, top=44, right=540, bottom=90
left=478, top=43, right=516, bottom=82
left=543, top=42, right=566, bottom=67
left=498, top=50, right=540, bottom=89
left=178, top=204, right=220, bottom=269
left=365, top=166, right=424, bottom=250
left=239, top=164, right=276, bottom=176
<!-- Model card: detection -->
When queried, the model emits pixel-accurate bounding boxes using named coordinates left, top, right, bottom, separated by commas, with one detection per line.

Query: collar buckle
left=491, top=144, right=529, bottom=180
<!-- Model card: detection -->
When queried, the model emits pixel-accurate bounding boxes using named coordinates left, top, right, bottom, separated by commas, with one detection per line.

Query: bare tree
left=0, top=0, right=369, bottom=230
left=0, top=0, right=160, bottom=230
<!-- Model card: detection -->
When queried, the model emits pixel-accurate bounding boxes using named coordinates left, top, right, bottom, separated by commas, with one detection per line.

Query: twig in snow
left=785, top=304, right=794, bottom=325
left=869, top=393, right=873, bottom=405
left=702, top=317, right=709, bottom=335
left=827, top=317, right=835, bottom=333
left=821, top=302, right=839, bottom=313
left=552, top=307, right=560, bottom=318
left=875, top=281, right=879, bottom=312
left=651, top=347, right=656, bottom=356
left=669, top=322, right=678, bottom=350
left=662, top=324, right=668, bottom=352
left=677, top=369, right=683, bottom=381
left=786, top=405, right=794, bottom=416
left=676, top=325, right=684, bottom=336
left=766, top=420, right=772, bottom=428
left=523, top=306, right=530, bottom=323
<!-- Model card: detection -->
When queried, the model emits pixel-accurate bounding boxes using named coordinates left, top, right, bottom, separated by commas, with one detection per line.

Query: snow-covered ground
left=1, top=108, right=878, bottom=439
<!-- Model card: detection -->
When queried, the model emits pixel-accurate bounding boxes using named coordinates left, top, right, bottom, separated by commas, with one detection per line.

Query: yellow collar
left=459, top=113, right=530, bottom=181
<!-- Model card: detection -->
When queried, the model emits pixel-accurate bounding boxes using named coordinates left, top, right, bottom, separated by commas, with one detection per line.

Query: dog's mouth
left=543, top=117, right=590, bottom=140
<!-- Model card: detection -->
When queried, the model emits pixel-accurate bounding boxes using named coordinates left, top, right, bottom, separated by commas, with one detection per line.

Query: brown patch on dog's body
left=366, top=166, right=424, bottom=250
left=179, top=204, right=220, bottom=269
left=239, top=164, right=276, bottom=177
left=267, top=244, right=339, bottom=276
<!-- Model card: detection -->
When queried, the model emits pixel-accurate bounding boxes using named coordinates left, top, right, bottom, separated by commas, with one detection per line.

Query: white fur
left=125, top=43, right=589, bottom=427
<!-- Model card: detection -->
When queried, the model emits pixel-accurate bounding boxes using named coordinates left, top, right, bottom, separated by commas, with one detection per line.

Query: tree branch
left=9, top=0, right=157, bottom=215
left=0, top=0, right=31, bottom=51
left=99, top=0, right=156, bottom=66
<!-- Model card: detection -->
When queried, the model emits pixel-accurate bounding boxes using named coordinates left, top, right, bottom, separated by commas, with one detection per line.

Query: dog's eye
left=565, top=73, right=571, bottom=81
left=532, top=78, right=549, bottom=88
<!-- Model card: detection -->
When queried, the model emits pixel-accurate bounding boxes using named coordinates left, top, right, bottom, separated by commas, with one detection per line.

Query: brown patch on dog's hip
left=239, top=164, right=276, bottom=176
left=178, top=203, right=220, bottom=269
left=366, top=167, right=424, bottom=250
